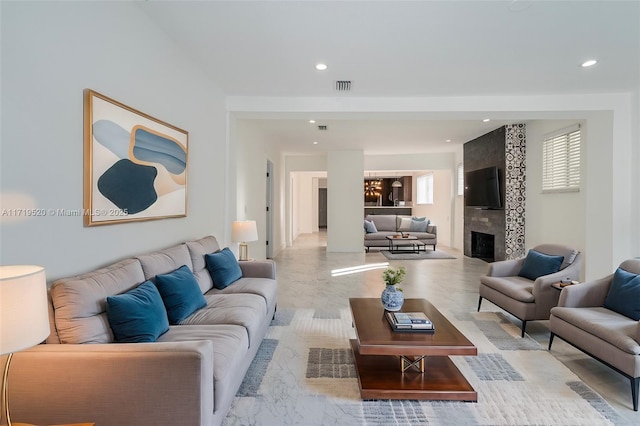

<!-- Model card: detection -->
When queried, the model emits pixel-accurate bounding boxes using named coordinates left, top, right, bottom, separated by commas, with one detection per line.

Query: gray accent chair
left=478, top=244, right=582, bottom=337
left=548, top=258, right=640, bottom=411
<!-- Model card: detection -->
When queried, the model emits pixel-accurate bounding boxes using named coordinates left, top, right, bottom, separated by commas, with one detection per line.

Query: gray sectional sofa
left=364, top=214, right=437, bottom=251
left=8, top=236, right=277, bottom=426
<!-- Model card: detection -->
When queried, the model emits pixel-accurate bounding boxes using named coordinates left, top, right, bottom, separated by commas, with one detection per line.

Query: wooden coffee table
left=349, top=298, right=477, bottom=401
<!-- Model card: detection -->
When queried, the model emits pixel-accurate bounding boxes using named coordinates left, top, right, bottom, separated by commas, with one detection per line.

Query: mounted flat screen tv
left=464, top=166, right=502, bottom=209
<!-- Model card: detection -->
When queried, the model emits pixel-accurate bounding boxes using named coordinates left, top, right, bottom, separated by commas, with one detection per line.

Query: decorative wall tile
left=504, top=124, right=526, bottom=260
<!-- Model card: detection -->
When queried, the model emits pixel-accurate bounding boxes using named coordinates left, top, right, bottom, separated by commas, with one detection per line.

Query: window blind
left=542, top=125, right=581, bottom=193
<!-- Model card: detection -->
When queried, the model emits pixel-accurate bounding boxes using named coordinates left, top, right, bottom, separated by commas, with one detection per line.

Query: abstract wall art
left=83, top=89, right=188, bottom=226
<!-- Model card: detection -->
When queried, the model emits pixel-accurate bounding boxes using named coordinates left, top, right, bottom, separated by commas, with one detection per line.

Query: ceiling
left=138, top=1, right=640, bottom=155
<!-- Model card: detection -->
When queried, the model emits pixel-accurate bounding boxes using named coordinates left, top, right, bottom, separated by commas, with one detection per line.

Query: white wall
left=327, top=151, right=364, bottom=252
left=412, top=170, right=452, bottom=247
left=233, top=119, right=286, bottom=259
left=632, top=87, right=640, bottom=257
left=0, top=2, right=227, bottom=280
left=525, top=120, right=586, bottom=263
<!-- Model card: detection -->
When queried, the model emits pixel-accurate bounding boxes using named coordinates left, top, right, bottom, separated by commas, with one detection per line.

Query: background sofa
left=6, top=236, right=277, bottom=426
left=364, top=214, right=437, bottom=251
left=549, top=258, right=640, bottom=411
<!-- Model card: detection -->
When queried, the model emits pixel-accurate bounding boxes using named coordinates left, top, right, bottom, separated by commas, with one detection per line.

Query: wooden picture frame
left=83, top=89, right=188, bottom=226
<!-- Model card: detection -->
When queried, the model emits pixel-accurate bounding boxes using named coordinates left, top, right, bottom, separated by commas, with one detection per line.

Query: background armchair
left=478, top=244, right=582, bottom=337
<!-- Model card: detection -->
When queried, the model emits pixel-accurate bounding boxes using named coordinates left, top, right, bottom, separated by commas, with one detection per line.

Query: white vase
left=381, top=284, right=404, bottom=311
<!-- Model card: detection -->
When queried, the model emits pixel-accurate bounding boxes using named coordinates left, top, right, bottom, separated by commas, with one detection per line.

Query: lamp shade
left=0, top=265, right=50, bottom=355
left=392, top=179, right=403, bottom=188
left=231, top=220, right=258, bottom=243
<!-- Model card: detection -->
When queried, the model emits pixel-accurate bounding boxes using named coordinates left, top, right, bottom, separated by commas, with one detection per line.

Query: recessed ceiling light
left=446, top=139, right=452, bottom=143
left=309, top=120, right=316, bottom=124
left=312, top=141, right=318, bottom=145
left=315, top=63, right=327, bottom=71
left=483, top=118, right=491, bottom=122
left=581, top=59, right=597, bottom=68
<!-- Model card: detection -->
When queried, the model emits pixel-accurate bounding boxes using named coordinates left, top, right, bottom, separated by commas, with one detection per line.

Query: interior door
left=318, top=188, right=327, bottom=228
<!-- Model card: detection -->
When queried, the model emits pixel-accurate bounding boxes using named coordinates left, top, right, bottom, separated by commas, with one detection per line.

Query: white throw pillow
left=398, top=217, right=413, bottom=231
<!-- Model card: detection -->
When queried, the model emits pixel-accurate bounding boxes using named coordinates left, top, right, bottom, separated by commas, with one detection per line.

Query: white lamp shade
left=231, top=220, right=258, bottom=243
left=0, top=265, right=50, bottom=355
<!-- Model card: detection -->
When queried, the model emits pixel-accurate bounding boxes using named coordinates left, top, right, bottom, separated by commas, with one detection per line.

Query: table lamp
left=231, top=220, right=258, bottom=261
left=1, top=265, right=49, bottom=426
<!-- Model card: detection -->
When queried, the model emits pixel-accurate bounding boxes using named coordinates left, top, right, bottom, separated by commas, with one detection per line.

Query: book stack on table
left=386, top=311, right=435, bottom=333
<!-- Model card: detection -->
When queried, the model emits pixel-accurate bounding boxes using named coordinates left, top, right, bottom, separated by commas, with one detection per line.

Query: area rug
left=223, top=308, right=625, bottom=425
left=381, top=250, right=456, bottom=260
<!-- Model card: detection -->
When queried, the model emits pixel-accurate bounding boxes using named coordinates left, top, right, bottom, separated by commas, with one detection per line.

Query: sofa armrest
left=239, top=259, right=276, bottom=279
left=427, top=225, right=437, bottom=235
left=558, top=274, right=613, bottom=308
left=8, top=341, right=214, bottom=426
left=486, top=258, right=525, bottom=277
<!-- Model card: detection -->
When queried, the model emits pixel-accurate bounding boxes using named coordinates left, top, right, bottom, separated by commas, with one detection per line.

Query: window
left=457, top=163, right=464, bottom=196
left=542, top=125, right=581, bottom=193
left=416, top=173, right=433, bottom=204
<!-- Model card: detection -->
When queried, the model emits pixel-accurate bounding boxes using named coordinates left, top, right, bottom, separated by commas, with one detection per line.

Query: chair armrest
left=239, top=259, right=276, bottom=279
left=558, top=274, right=613, bottom=308
left=533, top=253, right=583, bottom=295
left=8, top=341, right=214, bottom=426
left=486, top=258, right=525, bottom=277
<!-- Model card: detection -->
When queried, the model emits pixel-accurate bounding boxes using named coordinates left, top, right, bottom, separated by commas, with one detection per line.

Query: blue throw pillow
left=604, top=268, right=640, bottom=320
left=205, top=247, right=243, bottom=289
left=518, top=249, right=564, bottom=280
left=155, top=265, right=207, bottom=324
left=364, top=220, right=377, bottom=233
left=409, top=218, right=429, bottom=232
left=106, top=281, right=169, bottom=343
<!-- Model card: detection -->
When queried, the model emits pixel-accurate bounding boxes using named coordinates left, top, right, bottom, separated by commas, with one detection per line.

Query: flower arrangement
left=382, top=266, right=406, bottom=286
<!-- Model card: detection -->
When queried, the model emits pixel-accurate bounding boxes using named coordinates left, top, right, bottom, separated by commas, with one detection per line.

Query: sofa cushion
left=186, top=236, right=221, bottom=293
left=205, top=248, right=243, bottom=289
left=551, top=306, right=640, bottom=355
left=364, top=220, right=377, bottom=233
left=181, top=293, right=267, bottom=348
left=518, top=249, right=564, bottom=280
left=155, top=265, right=207, bottom=324
left=365, top=215, right=396, bottom=232
left=136, top=244, right=193, bottom=281
left=50, top=258, right=145, bottom=344
left=106, top=281, right=170, bottom=343
left=206, top=277, right=278, bottom=313
left=364, top=231, right=399, bottom=241
left=480, top=276, right=535, bottom=302
left=604, top=267, right=640, bottom=320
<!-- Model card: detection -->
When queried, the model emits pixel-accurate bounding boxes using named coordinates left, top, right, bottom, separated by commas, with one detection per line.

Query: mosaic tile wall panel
left=504, top=124, right=526, bottom=260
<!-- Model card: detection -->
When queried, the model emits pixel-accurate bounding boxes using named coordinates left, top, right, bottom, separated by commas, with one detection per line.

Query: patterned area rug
left=381, top=250, right=456, bottom=260
left=223, top=308, right=627, bottom=425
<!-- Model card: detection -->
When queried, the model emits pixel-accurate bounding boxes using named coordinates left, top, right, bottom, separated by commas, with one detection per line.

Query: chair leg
left=548, top=332, right=555, bottom=350
left=521, top=320, right=527, bottom=337
left=477, top=296, right=483, bottom=312
left=631, top=377, right=639, bottom=411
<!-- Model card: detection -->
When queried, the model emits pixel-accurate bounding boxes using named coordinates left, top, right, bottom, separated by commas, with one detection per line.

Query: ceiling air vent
left=335, top=80, right=351, bottom=92
left=317, top=125, right=327, bottom=131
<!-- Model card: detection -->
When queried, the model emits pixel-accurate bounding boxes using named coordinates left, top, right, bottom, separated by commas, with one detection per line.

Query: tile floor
left=273, top=231, right=638, bottom=423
